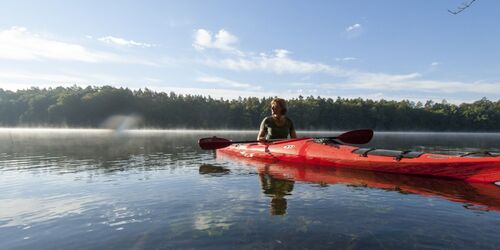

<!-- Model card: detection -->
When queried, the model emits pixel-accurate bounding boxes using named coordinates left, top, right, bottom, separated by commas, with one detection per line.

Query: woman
left=257, top=98, right=297, bottom=141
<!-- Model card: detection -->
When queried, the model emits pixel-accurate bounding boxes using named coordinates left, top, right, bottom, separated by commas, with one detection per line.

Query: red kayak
left=216, top=137, right=500, bottom=183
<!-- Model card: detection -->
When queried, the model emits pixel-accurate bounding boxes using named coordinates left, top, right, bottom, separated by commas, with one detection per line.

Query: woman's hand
left=257, top=128, right=266, bottom=142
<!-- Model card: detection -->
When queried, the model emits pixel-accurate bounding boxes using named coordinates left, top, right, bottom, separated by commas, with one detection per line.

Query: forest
left=0, top=85, right=499, bottom=131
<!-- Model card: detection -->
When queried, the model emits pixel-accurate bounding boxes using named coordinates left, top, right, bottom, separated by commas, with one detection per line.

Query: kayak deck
left=217, top=138, right=500, bottom=183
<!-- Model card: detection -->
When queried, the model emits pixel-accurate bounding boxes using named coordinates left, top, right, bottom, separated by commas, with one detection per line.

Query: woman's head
left=271, top=98, right=287, bottom=116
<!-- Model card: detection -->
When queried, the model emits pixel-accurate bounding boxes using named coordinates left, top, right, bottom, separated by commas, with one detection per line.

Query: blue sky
left=0, top=0, right=499, bottom=103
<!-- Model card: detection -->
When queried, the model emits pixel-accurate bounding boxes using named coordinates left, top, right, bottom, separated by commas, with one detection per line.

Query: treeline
left=0, top=86, right=499, bottom=131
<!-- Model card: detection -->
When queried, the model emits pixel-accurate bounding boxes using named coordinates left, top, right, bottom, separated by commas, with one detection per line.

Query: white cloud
left=346, top=23, right=362, bottom=32
left=190, top=28, right=498, bottom=101
left=193, top=29, right=500, bottom=96
left=344, top=23, right=363, bottom=39
left=290, top=80, right=498, bottom=104
left=200, top=50, right=349, bottom=76
left=274, top=49, right=290, bottom=58
left=0, top=26, right=118, bottom=62
left=193, top=29, right=212, bottom=50
left=151, top=84, right=475, bottom=104
left=143, top=77, right=162, bottom=83
left=0, top=69, right=140, bottom=90
left=151, top=85, right=296, bottom=100
left=335, top=57, right=358, bottom=62
left=351, top=72, right=422, bottom=84
left=430, top=61, right=441, bottom=67
left=214, top=30, right=238, bottom=50
left=0, top=70, right=87, bottom=84
left=193, top=29, right=348, bottom=76
left=98, top=36, right=154, bottom=48
left=0, top=26, right=157, bottom=66
left=294, top=88, right=318, bottom=95
left=193, top=29, right=243, bottom=55
left=305, top=72, right=500, bottom=95
left=196, top=75, right=261, bottom=90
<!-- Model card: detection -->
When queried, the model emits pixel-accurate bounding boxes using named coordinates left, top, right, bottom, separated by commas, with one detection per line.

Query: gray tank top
left=260, top=116, right=295, bottom=139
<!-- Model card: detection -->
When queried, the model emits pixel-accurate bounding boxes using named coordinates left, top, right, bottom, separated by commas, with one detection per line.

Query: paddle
left=198, top=129, right=373, bottom=150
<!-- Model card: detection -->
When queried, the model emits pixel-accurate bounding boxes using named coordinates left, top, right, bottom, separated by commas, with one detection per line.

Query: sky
left=0, top=0, right=499, bottom=103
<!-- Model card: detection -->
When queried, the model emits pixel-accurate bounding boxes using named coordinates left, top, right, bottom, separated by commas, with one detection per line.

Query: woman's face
left=271, top=103, right=282, bottom=116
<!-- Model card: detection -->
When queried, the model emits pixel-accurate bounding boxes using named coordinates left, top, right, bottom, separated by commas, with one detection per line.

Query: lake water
left=1, top=129, right=500, bottom=249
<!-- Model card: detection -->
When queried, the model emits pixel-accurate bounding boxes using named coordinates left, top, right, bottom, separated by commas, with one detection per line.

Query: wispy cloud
left=347, top=78, right=500, bottom=94
left=430, top=61, right=441, bottom=67
left=343, top=23, right=363, bottom=39
left=0, top=26, right=118, bottom=62
left=298, top=73, right=500, bottom=95
left=346, top=23, right=362, bottom=32
left=151, top=84, right=472, bottom=103
left=0, top=69, right=141, bottom=90
left=200, top=49, right=348, bottom=76
left=193, top=29, right=348, bottom=75
left=335, top=57, right=358, bottom=62
left=0, top=26, right=158, bottom=66
left=193, top=28, right=500, bottom=97
left=196, top=75, right=261, bottom=90
left=98, top=36, right=154, bottom=48
left=150, top=85, right=297, bottom=100
left=0, top=70, right=88, bottom=85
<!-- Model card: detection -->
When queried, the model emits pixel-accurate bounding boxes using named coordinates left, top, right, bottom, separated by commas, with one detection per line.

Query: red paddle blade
left=337, top=129, right=373, bottom=144
left=199, top=137, right=232, bottom=150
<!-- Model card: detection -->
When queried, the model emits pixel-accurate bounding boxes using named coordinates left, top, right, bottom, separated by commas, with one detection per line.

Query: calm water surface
left=1, top=129, right=500, bottom=249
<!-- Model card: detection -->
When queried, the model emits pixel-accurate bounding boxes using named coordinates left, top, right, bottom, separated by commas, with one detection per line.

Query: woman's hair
left=271, top=98, right=287, bottom=115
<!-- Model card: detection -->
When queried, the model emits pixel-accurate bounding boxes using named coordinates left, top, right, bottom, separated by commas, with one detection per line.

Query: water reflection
left=259, top=166, right=295, bottom=216
left=0, top=129, right=213, bottom=176
left=198, top=164, right=230, bottom=176
left=1, top=129, right=500, bottom=249
left=0, top=195, right=104, bottom=228
left=199, top=163, right=296, bottom=215
left=219, top=153, right=500, bottom=212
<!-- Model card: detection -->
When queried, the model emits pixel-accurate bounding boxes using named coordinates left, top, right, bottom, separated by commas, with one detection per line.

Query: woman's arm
left=257, top=118, right=267, bottom=141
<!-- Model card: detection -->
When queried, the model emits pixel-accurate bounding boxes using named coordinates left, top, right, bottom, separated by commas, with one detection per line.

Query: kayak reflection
left=219, top=153, right=500, bottom=213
